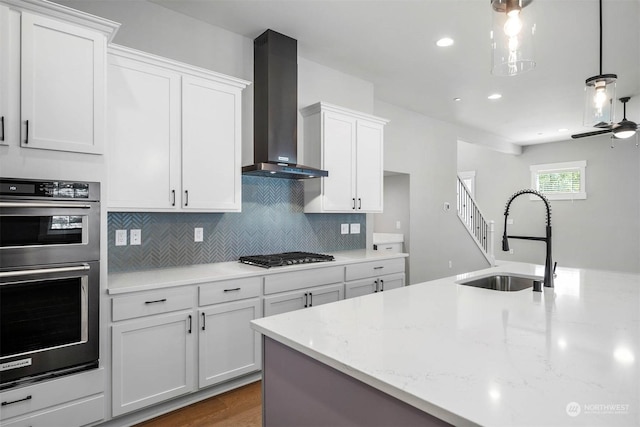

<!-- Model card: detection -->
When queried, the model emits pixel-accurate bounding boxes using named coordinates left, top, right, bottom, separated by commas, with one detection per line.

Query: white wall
left=376, top=101, right=489, bottom=283
left=458, top=137, right=640, bottom=273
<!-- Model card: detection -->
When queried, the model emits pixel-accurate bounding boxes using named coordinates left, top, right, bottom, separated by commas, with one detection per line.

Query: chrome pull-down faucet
left=502, top=189, right=554, bottom=289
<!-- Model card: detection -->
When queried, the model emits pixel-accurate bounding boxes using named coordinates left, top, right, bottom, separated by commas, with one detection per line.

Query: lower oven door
left=0, top=261, right=99, bottom=389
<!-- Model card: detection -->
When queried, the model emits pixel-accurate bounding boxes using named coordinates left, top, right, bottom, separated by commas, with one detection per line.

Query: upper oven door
left=0, top=200, right=100, bottom=267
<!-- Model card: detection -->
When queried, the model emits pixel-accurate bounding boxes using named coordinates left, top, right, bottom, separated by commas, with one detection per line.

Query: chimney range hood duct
left=242, top=29, right=328, bottom=180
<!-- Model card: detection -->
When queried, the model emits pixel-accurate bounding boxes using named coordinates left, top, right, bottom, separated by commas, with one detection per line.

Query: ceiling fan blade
left=571, top=129, right=612, bottom=139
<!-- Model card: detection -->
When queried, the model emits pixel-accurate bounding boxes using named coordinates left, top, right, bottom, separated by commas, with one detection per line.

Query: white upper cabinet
left=301, top=102, right=388, bottom=213
left=0, top=1, right=117, bottom=154
left=107, top=45, right=249, bottom=212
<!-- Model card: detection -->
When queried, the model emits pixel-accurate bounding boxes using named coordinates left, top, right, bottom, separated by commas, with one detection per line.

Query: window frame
left=530, top=160, right=587, bottom=200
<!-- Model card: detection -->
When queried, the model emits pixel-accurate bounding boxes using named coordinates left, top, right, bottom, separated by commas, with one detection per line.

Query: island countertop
left=251, top=262, right=639, bottom=426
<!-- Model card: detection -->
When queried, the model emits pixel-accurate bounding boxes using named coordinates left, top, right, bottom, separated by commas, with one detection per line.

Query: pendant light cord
left=599, top=0, right=603, bottom=75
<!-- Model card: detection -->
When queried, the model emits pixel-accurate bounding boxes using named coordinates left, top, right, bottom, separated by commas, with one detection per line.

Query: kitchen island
left=251, top=262, right=639, bottom=426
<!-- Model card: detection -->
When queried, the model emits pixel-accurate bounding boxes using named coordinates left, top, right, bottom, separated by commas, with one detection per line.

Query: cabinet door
left=199, top=299, right=262, bottom=388
left=307, top=283, right=344, bottom=307
left=0, top=4, right=13, bottom=147
left=111, top=312, right=195, bottom=416
left=322, top=111, right=357, bottom=211
left=263, top=291, right=306, bottom=317
left=107, top=54, right=181, bottom=210
left=356, top=120, right=384, bottom=212
left=20, top=12, right=106, bottom=154
left=378, top=272, right=405, bottom=292
left=345, top=278, right=377, bottom=299
left=182, top=76, right=242, bottom=211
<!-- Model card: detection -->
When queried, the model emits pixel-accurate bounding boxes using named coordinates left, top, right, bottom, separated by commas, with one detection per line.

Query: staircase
left=456, top=176, right=495, bottom=265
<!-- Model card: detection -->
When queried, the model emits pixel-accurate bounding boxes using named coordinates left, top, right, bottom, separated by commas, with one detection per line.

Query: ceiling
left=151, top=0, right=640, bottom=146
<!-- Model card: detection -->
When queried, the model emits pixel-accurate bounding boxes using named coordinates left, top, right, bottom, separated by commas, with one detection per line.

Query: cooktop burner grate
left=238, top=251, right=335, bottom=268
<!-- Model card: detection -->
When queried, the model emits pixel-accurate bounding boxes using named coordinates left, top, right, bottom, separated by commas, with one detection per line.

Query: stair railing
left=456, top=176, right=495, bottom=265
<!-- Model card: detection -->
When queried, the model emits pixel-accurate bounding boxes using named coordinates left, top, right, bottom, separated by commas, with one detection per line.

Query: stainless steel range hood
left=242, top=30, right=328, bottom=180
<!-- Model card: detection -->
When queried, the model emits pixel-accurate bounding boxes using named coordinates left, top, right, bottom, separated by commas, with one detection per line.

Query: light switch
left=350, top=223, right=360, bottom=234
left=341, top=224, right=349, bottom=235
left=130, top=229, right=141, bottom=246
left=115, top=229, right=127, bottom=246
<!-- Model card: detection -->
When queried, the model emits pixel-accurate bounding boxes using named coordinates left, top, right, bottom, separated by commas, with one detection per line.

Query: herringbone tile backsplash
left=108, top=176, right=366, bottom=272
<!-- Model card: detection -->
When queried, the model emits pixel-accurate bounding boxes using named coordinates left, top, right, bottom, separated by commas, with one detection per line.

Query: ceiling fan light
left=613, top=121, right=637, bottom=139
left=583, top=74, right=617, bottom=128
left=490, top=0, right=535, bottom=77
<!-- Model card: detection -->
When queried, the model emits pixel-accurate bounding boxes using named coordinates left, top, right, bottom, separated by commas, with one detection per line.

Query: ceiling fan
left=572, top=97, right=638, bottom=140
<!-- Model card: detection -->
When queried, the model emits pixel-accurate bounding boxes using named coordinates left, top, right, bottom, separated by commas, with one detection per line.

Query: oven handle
left=0, top=264, right=91, bottom=279
left=0, top=202, right=94, bottom=209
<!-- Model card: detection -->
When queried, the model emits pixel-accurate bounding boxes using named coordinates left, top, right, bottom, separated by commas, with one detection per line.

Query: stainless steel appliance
left=0, top=178, right=100, bottom=390
left=239, top=252, right=334, bottom=268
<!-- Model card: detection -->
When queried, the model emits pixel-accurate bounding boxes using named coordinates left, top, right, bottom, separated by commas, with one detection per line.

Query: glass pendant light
left=490, top=0, right=536, bottom=76
left=583, top=0, right=616, bottom=128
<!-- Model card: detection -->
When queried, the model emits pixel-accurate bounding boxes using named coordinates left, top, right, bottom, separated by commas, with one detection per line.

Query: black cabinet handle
left=144, top=298, right=167, bottom=304
left=24, top=119, right=29, bottom=144
left=201, top=312, right=206, bottom=331
left=171, top=190, right=176, bottom=206
left=223, top=288, right=241, bottom=292
left=2, top=395, right=32, bottom=406
left=380, top=279, right=384, bottom=292
left=374, top=279, right=379, bottom=293
left=374, top=266, right=384, bottom=270
left=188, top=315, right=192, bottom=334
left=352, top=198, right=356, bottom=210
left=1, top=116, right=4, bottom=141
left=184, top=190, right=189, bottom=206
left=358, top=198, right=362, bottom=209
left=303, top=293, right=308, bottom=308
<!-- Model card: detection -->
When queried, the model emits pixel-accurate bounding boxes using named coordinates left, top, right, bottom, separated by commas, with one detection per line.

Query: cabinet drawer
left=0, top=368, right=104, bottom=421
left=345, top=258, right=404, bottom=281
left=373, top=242, right=403, bottom=253
left=2, top=395, right=104, bottom=427
left=264, top=266, right=343, bottom=295
left=199, top=277, right=262, bottom=306
left=112, top=287, right=196, bottom=321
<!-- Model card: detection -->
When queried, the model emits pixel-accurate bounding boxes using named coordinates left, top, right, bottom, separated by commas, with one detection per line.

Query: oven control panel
left=0, top=178, right=98, bottom=200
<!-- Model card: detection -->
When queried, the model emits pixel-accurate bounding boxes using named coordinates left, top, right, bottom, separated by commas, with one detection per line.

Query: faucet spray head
left=502, top=234, right=510, bottom=252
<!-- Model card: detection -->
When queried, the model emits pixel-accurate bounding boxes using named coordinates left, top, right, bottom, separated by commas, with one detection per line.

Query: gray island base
left=262, top=337, right=451, bottom=426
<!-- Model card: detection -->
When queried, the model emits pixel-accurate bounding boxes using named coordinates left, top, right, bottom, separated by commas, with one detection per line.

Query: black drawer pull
left=2, top=395, right=32, bottom=406
left=373, top=266, right=384, bottom=270
left=144, top=298, right=167, bottom=305
left=223, top=288, right=241, bottom=292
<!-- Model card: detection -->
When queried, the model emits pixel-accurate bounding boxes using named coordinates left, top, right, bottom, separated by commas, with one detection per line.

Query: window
left=530, top=161, right=586, bottom=200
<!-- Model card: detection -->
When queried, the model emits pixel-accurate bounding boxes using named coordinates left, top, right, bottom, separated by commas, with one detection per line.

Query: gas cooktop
left=238, top=251, right=335, bottom=268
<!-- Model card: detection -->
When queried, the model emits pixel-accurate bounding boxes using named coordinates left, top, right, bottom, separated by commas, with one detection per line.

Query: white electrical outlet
left=115, top=229, right=127, bottom=246
left=448, top=260, right=453, bottom=268
left=509, top=249, right=514, bottom=254
left=194, top=227, right=204, bottom=242
left=395, top=221, right=401, bottom=230
left=130, top=229, right=141, bottom=246
left=350, top=223, right=360, bottom=234
left=341, top=224, right=349, bottom=235
left=507, top=219, right=514, bottom=225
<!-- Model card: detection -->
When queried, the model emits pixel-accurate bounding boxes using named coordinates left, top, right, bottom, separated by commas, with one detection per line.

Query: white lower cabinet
left=111, top=311, right=196, bottom=417
left=345, top=258, right=406, bottom=299
left=199, top=298, right=262, bottom=388
left=264, top=283, right=344, bottom=317
left=345, top=272, right=405, bottom=299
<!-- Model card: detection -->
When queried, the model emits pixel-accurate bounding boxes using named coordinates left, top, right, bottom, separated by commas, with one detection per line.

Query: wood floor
left=135, top=381, right=262, bottom=427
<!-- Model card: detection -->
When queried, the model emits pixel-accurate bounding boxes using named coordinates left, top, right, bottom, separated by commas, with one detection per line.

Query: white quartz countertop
left=251, top=262, right=640, bottom=426
left=107, top=250, right=407, bottom=294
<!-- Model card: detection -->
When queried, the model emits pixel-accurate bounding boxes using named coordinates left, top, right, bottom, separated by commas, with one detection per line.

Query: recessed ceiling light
left=558, top=128, right=569, bottom=132
left=453, top=97, right=462, bottom=102
left=487, top=93, right=502, bottom=100
left=436, top=37, right=454, bottom=47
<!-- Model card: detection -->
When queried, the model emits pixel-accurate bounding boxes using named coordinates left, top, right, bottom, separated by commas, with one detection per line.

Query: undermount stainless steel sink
left=457, top=275, right=539, bottom=292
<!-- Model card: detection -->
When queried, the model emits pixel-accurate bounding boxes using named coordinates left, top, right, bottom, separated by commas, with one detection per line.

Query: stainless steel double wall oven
left=0, top=178, right=101, bottom=389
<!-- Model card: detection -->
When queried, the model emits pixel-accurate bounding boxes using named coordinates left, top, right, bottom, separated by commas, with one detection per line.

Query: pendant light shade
left=583, top=0, right=617, bottom=128
left=490, top=0, right=536, bottom=76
